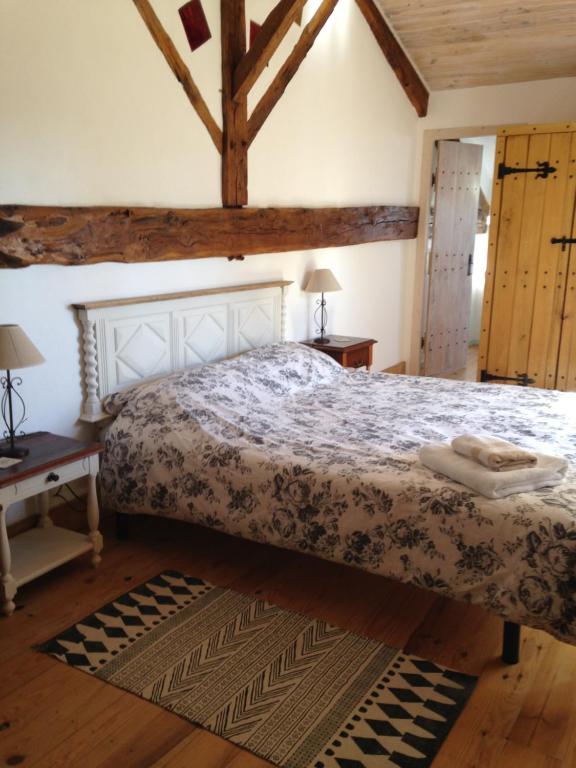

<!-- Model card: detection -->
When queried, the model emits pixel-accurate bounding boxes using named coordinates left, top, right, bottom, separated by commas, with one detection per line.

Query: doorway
left=419, top=135, right=496, bottom=381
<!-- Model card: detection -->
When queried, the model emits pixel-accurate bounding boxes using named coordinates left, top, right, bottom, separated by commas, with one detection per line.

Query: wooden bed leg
left=502, top=621, right=521, bottom=664
left=116, top=512, right=131, bottom=541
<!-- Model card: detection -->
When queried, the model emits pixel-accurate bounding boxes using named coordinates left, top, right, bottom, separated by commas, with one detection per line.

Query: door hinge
left=480, top=370, right=535, bottom=387
left=421, top=335, right=426, bottom=350
left=497, top=160, right=556, bottom=180
left=551, top=236, right=576, bottom=252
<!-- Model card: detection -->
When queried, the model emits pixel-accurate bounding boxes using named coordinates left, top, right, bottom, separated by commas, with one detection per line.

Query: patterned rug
left=40, top=571, right=477, bottom=768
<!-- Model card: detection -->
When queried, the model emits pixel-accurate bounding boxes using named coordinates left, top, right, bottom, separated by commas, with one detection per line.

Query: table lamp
left=304, top=268, right=342, bottom=344
left=0, top=325, right=45, bottom=458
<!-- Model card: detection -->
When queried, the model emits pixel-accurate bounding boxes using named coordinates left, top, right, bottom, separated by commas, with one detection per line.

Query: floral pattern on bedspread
left=100, top=342, right=576, bottom=644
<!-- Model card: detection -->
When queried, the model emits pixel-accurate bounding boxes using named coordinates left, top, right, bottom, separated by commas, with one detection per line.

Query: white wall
left=421, top=78, right=576, bottom=132
left=461, top=136, right=496, bottom=345
left=0, top=0, right=419, bottom=522
left=461, top=136, right=496, bottom=203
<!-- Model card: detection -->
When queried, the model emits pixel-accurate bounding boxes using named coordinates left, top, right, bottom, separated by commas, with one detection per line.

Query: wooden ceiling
left=374, top=0, right=576, bottom=90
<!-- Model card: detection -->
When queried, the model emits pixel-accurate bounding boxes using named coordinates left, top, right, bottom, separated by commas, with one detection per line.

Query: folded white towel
left=451, top=434, right=538, bottom=472
left=420, top=443, right=568, bottom=499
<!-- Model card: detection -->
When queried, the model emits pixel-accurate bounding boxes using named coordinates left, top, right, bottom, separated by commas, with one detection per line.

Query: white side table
left=0, top=432, right=104, bottom=616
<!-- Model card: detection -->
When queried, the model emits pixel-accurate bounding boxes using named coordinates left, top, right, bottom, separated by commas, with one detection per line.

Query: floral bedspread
left=101, top=343, right=576, bottom=644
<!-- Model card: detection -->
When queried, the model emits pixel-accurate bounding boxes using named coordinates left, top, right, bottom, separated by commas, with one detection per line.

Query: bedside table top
left=301, top=335, right=377, bottom=352
left=0, top=432, right=103, bottom=488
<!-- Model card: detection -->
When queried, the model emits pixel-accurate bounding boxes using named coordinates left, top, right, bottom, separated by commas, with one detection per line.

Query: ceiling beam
left=233, top=0, right=307, bottom=103
left=355, top=0, right=428, bottom=117
left=132, top=0, right=223, bottom=152
left=0, top=204, right=418, bottom=268
left=247, top=0, right=340, bottom=146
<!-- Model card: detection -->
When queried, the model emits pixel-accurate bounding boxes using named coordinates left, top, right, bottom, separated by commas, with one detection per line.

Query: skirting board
left=382, top=360, right=406, bottom=375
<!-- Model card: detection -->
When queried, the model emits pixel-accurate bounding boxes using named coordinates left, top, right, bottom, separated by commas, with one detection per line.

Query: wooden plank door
left=423, top=140, right=483, bottom=376
left=556, top=198, right=576, bottom=391
left=478, top=125, right=576, bottom=390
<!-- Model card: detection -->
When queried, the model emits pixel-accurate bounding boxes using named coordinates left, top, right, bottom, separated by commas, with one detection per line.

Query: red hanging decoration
left=249, top=20, right=262, bottom=49
left=178, top=0, right=211, bottom=52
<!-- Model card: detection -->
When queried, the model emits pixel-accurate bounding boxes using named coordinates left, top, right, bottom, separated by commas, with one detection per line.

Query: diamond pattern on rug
left=309, top=656, right=476, bottom=768
left=40, top=571, right=477, bottom=768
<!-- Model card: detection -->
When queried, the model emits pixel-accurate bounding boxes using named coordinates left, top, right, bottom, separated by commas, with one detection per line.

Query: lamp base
left=313, top=337, right=331, bottom=344
left=0, top=443, right=29, bottom=459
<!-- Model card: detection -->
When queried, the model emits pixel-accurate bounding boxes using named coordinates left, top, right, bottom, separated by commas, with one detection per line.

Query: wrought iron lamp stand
left=1, top=370, right=29, bottom=458
left=313, top=292, right=330, bottom=344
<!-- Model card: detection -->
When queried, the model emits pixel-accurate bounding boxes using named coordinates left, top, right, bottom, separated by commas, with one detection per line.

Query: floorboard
left=1, top=515, right=575, bottom=768
left=441, top=344, right=479, bottom=382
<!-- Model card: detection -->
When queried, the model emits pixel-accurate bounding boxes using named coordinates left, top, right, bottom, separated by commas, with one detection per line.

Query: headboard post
left=280, top=284, right=288, bottom=342
left=73, top=280, right=293, bottom=423
left=79, top=315, right=103, bottom=422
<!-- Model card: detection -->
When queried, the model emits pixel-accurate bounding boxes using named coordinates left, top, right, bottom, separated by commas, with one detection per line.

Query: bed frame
left=73, top=279, right=521, bottom=665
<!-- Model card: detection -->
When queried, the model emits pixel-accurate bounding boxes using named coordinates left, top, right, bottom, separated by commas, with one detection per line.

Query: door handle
left=467, top=253, right=473, bottom=276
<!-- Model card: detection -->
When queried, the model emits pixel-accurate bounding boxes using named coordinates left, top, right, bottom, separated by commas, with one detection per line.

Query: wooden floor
left=442, top=345, right=479, bottom=383
left=1, top=515, right=576, bottom=768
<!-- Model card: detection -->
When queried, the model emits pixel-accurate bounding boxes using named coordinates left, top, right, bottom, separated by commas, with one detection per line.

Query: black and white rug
left=40, top=571, right=477, bottom=768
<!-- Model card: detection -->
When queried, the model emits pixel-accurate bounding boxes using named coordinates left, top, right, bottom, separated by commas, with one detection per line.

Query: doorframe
left=409, top=124, right=501, bottom=375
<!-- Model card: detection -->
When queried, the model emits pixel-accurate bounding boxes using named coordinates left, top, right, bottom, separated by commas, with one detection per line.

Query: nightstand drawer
left=4, top=457, right=90, bottom=504
left=345, top=347, right=371, bottom=369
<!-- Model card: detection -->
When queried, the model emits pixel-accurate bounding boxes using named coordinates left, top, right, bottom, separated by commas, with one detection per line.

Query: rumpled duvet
left=100, top=342, right=576, bottom=644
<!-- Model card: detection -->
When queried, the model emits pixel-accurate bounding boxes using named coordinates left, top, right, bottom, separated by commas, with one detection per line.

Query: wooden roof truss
left=0, top=0, right=425, bottom=268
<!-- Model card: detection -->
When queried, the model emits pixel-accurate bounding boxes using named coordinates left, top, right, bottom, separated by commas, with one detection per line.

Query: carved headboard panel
left=73, top=281, right=292, bottom=422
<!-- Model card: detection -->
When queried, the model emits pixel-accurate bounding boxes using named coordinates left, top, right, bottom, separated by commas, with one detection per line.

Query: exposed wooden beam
left=247, top=0, right=339, bottom=146
left=233, top=0, right=306, bottom=103
left=221, top=0, right=248, bottom=206
left=355, top=0, right=428, bottom=117
left=132, top=0, right=223, bottom=153
left=0, top=205, right=419, bottom=268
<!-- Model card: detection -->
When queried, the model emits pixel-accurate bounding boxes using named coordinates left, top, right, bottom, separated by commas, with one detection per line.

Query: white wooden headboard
left=73, top=280, right=292, bottom=422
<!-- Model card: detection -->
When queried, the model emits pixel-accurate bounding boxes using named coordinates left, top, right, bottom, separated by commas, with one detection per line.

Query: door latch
left=480, top=370, right=535, bottom=387
left=551, top=236, right=576, bottom=252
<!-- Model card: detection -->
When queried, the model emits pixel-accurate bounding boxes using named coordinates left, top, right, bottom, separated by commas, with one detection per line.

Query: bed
left=74, top=283, right=576, bottom=657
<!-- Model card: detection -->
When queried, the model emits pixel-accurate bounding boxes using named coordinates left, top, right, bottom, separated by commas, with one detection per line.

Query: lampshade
left=0, top=325, right=45, bottom=370
left=304, top=268, right=342, bottom=294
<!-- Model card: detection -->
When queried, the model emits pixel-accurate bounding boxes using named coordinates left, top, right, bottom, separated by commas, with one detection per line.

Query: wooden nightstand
left=302, top=336, right=377, bottom=370
left=0, top=432, right=103, bottom=616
